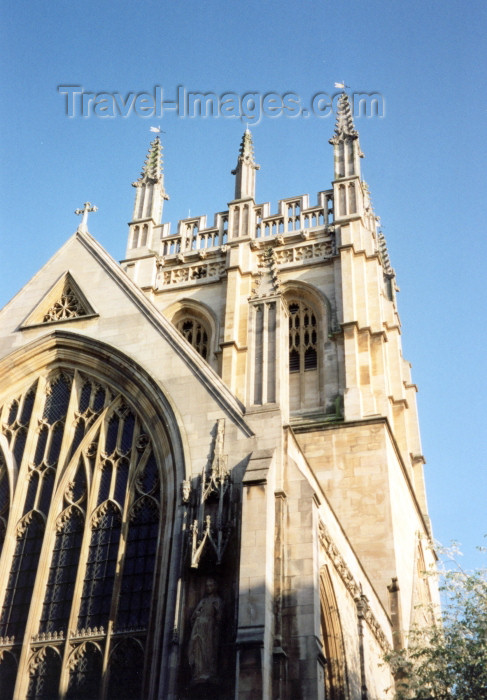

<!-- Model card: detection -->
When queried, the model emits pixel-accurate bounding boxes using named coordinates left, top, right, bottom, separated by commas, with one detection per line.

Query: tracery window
left=66, top=642, right=103, bottom=700
left=39, top=507, right=85, bottom=634
left=286, top=298, right=321, bottom=412
left=43, top=286, right=88, bottom=322
left=27, top=646, right=62, bottom=700
left=0, top=650, right=18, bottom=700
left=106, top=637, right=145, bottom=700
left=0, top=512, right=45, bottom=640
left=288, top=300, right=318, bottom=372
left=0, top=369, right=165, bottom=699
left=176, top=317, right=209, bottom=360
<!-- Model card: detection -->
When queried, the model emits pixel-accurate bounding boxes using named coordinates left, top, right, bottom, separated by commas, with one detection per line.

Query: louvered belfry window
left=288, top=301, right=318, bottom=373
left=0, top=369, right=163, bottom=700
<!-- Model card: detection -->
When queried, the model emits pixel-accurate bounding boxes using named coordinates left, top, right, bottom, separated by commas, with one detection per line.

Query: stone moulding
left=318, top=521, right=391, bottom=653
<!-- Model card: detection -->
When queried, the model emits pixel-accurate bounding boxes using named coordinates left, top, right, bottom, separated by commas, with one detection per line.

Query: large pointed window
left=286, top=297, right=321, bottom=412
left=0, top=368, right=165, bottom=700
left=288, top=301, right=318, bottom=373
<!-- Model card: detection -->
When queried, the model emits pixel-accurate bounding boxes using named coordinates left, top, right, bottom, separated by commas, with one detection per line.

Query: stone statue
left=188, top=578, right=223, bottom=684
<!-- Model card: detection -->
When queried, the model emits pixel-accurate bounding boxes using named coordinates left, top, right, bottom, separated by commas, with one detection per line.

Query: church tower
left=0, top=97, right=437, bottom=700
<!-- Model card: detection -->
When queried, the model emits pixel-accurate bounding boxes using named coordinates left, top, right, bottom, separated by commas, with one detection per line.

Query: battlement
left=126, top=189, right=334, bottom=260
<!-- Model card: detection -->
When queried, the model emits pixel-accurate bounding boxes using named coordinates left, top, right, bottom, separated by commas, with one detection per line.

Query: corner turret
left=329, top=92, right=364, bottom=180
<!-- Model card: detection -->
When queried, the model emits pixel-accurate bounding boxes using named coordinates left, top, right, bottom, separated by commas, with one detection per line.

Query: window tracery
left=0, top=511, right=45, bottom=641
left=288, top=300, right=318, bottom=373
left=176, top=317, right=209, bottom=359
left=27, top=646, right=62, bottom=700
left=106, top=638, right=144, bottom=700
left=40, top=508, right=85, bottom=634
left=42, top=286, right=88, bottom=322
left=286, top=296, right=322, bottom=412
left=66, top=642, right=103, bottom=700
left=0, top=368, right=164, bottom=699
left=0, top=649, right=18, bottom=700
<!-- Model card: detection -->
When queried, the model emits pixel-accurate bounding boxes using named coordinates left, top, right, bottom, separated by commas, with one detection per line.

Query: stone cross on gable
left=75, top=201, right=98, bottom=232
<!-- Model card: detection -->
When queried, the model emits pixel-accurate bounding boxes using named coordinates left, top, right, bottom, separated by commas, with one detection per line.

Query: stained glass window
left=0, top=369, right=164, bottom=699
left=27, top=647, right=62, bottom=700
left=116, top=497, right=159, bottom=630
left=107, top=638, right=145, bottom=700
left=0, top=650, right=17, bottom=700
left=0, top=513, right=45, bottom=640
left=39, top=509, right=84, bottom=634
left=78, top=504, right=122, bottom=631
left=66, top=643, right=103, bottom=700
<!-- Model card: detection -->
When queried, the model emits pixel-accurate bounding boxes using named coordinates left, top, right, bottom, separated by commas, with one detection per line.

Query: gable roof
left=0, top=229, right=253, bottom=438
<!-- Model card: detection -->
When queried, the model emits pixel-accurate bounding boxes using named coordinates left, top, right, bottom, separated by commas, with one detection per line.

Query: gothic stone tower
left=0, top=96, right=437, bottom=700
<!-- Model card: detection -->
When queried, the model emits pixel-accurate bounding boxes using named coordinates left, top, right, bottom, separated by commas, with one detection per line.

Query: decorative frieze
left=0, top=635, right=16, bottom=647
left=69, top=626, right=106, bottom=640
left=31, top=630, right=65, bottom=643
left=257, top=235, right=336, bottom=269
left=158, top=259, right=226, bottom=287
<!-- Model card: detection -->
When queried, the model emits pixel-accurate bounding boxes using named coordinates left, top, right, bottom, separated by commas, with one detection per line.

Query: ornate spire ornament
left=186, top=419, right=234, bottom=569
left=136, top=136, right=164, bottom=184
left=329, top=92, right=360, bottom=144
left=232, top=128, right=260, bottom=200
left=329, top=93, right=364, bottom=180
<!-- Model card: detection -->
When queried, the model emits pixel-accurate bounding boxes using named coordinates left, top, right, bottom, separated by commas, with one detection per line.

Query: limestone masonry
left=0, top=94, right=438, bottom=699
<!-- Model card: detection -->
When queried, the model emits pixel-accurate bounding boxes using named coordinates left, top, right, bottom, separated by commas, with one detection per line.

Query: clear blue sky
left=1, top=1, right=486, bottom=569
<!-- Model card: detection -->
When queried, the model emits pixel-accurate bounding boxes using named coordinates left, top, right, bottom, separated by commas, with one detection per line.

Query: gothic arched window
left=288, top=300, right=318, bottom=372
left=0, top=367, right=166, bottom=700
left=176, top=316, right=210, bottom=360
left=27, top=646, right=62, bottom=700
left=287, top=298, right=321, bottom=412
left=66, top=642, right=103, bottom=700
left=0, top=512, right=45, bottom=641
left=39, top=507, right=85, bottom=634
left=106, top=637, right=145, bottom=700
left=0, top=650, right=18, bottom=700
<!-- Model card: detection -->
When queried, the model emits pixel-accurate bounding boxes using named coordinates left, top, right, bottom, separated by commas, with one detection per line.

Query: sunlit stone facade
left=0, top=96, right=438, bottom=699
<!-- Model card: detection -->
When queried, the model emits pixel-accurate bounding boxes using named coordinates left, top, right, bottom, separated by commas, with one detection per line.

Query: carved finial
left=132, top=136, right=165, bottom=188
left=232, top=129, right=260, bottom=200
left=250, top=246, right=281, bottom=299
left=142, top=136, right=163, bottom=182
left=75, top=202, right=98, bottom=232
left=237, top=128, right=256, bottom=164
left=329, top=92, right=359, bottom=144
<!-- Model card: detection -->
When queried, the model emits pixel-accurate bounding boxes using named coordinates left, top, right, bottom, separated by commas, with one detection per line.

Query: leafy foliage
left=386, top=543, right=487, bottom=699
